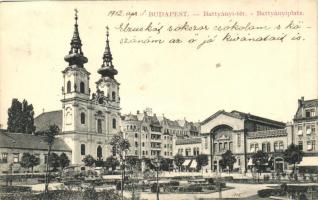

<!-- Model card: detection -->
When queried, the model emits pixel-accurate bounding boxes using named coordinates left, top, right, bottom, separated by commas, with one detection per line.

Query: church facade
left=58, top=11, right=121, bottom=164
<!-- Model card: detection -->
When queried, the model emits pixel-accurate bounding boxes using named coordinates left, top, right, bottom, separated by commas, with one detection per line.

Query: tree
left=7, top=98, right=35, bottom=134
left=126, top=156, right=139, bottom=171
left=220, top=150, right=237, bottom=172
left=44, top=124, right=60, bottom=195
left=59, top=153, right=70, bottom=170
left=49, top=153, right=60, bottom=171
left=160, top=158, right=173, bottom=171
left=144, top=158, right=156, bottom=170
left=110, top=134, right=131, bottom=199
left=174, top=154, right=185, bottom=171
left=82, top=155, right=96, bottom=167
left=20, top=153, right=40, bottom=174
left=196, top=154, right=209, bottom=171
left=251, top=150, right=268, bottom=181
left=104, top=156, right=120, bottom=172
left=95, top=158, right=104, bottom=167
left=283, top=143, right=303, bottom=174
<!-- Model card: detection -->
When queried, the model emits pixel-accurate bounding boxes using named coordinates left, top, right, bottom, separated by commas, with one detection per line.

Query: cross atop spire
left=64, top=9, right=88, bottom=67
left=106, top=25, right=109, bottom=39
left=74, top=8, right=78, bottom=24
left=97, top=26, right=118, bottom=79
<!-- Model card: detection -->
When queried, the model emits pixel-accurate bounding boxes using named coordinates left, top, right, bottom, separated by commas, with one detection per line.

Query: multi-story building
left=292, top=97, right=318, bottom=169
left=245, top=125, right=293, bottom=172
left=121, top=109, right=202, bottom=171
left=292, top=97, right=317, bottom=154
left=122, top=110, right=162, bottom=159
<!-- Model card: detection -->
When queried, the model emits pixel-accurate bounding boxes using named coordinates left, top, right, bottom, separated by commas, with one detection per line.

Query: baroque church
left=59, top=10, right=121, bottom=164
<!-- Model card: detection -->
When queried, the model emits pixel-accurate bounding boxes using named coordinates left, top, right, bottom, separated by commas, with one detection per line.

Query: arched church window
left=81, top=144, right=85, bottom=155
left=112, top=118, right=116, bottom=129
left=66, top=111, right=72, bottom=125
left=97, top=146, right=102, bottom=159
left=97, top=119, right=102, bottom=133
left=67, top=81, right=71, bottom=93
left=112, top=91, right=116, bottom=101
left=80, top=82, right=85, bottom=93
left=80, top=112, right=85, bottom=124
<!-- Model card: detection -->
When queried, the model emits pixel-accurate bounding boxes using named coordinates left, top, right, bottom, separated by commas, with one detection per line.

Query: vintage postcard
left=0, top=0, right=317, bottom=199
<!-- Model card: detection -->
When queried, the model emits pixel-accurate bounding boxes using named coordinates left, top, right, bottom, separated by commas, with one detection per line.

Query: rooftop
left=0, top=132, right=71, bottom=152
left=175, top=137, right=202, bottom=145
left=247, top=129, right=287, bottom=139
left=34, top=110, right=62, bottom=133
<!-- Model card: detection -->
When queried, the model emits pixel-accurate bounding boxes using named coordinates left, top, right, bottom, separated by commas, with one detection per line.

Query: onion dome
left=64, top=9, right=88, bottom=67
left=97, top=26, right=118, bottom=79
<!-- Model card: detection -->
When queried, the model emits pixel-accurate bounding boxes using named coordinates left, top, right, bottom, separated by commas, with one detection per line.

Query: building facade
left=0, top=131, right=71, bottom=174
left=200, top=110, right=290, bottom=172
left=58, top=13, right=122, bottom=165
left=292, top=97, right=317, bottom=155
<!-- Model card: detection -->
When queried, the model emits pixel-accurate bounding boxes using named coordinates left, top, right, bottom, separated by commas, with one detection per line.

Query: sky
left=0, top=0, right=317, bottom=128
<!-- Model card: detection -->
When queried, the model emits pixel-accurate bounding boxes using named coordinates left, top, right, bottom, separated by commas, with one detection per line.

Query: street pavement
left=130, top=183, right=275, bottom=200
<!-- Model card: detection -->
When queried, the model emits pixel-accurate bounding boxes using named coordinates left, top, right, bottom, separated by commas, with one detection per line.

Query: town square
left=0, top=1, right=317, bottom=200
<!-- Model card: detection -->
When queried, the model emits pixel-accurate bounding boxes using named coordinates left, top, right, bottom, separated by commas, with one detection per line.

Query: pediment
left=200, top=110, right=245, bottom=133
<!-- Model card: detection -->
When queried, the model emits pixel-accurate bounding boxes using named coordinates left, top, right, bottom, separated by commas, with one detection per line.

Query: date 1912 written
left=108, top=10, right=142, bottom=18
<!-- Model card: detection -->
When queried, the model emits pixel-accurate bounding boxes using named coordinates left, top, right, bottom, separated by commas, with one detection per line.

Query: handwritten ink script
left=107, top=10, right=310, bottom=49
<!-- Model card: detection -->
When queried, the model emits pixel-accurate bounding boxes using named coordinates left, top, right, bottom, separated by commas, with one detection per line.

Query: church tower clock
left=93, top=26, right=121, bottom=138
left=60, top=10, right=122, bottom=165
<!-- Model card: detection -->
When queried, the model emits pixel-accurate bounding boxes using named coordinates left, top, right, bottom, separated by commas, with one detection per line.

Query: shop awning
left=189, top=160, right=197, bottom=168
left=298, top=157, right=318, bottom=167
left=182, top=159, right=191, bottom=166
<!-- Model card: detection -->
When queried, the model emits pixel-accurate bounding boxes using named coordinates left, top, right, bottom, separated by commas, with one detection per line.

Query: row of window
left=256, top=124, right=274, bottom=131
left=150, top=143, right=161, bottom=148
left=250, top=141, right=284, bottom=153
left=80, top=144, right=103, bottom=158
left=66, top=81, right=117, bottom=101
left=163, top=144, right=173, bottom=149
left=304, top=109, right=316, bottom=118
left=66, top=81, right=86, bottom=94
left=296, top=124, right=316, bottom=135
left=0, top=153, right=63, bottom=165
left=213, top=142, right=233, bottom=153
left=177, top=147, right=200, bottom=156
left=163, top=151, right=173, bottom=156
left=79, top=115, right=117, bottom=133
left=163, top=136, right=173, bottom=140
left=164, top=128, right=189, bottom=136
left=1, top=153, right=8, bottom=163
left=298, top=140, right=316, bottom=151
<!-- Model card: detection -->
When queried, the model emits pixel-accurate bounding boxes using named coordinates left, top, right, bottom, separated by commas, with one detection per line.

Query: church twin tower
left=60, top=10, right=121, bottom=164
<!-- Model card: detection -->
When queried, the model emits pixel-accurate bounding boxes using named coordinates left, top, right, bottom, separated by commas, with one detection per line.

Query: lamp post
left=151, top=154, right=160, bottom=200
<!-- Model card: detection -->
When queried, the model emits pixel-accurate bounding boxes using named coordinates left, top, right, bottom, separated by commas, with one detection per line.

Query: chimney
left=298, top=96, right=305, bottom=107
left=137, top=110, right=140, bottom=114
